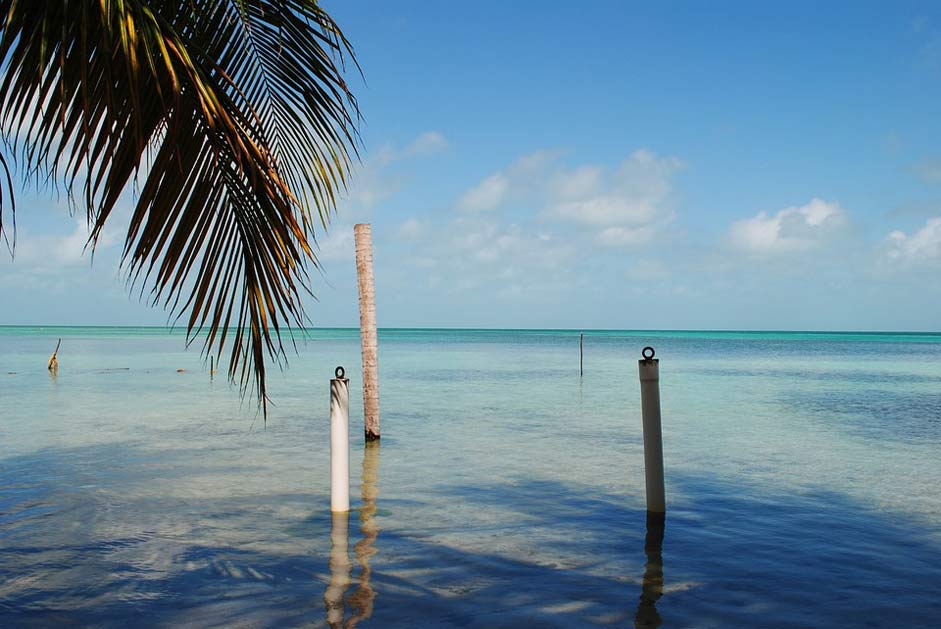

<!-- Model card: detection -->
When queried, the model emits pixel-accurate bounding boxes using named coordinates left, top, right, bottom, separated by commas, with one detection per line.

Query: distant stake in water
left=638, top=346, right=666, bottom=515
left=47, top=338, right=61, bottom=375
left=580, top=332, right=584, bottom=377
left=330, top=366, right=351, bottom=513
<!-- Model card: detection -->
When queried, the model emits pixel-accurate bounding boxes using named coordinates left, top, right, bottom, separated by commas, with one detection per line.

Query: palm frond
left=0, top=0, right=361, bottom=415
left=0, top=150, right=13, bottom=253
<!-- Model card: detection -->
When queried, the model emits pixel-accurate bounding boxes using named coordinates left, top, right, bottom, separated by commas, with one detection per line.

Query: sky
left=3, top=1, right=941, bottom=330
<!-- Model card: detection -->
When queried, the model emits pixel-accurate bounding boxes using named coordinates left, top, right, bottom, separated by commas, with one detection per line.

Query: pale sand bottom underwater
left=1, top=328, right=940, bottom=626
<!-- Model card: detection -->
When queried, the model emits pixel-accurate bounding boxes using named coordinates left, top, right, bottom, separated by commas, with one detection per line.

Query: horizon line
left=0, top=324, right=939, bottom=335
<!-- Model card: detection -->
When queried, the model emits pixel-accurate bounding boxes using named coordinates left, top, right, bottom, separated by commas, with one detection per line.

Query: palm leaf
left=0, top=0, right=361, bottom=416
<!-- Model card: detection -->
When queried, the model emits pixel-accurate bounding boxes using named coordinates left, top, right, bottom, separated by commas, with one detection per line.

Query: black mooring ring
left=642, top=346, right=656, bottom=360
left=335, top=366, right=345, bottom=379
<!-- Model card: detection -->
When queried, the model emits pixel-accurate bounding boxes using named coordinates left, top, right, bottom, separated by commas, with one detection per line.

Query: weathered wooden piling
left=580, top=332, right=584, bottom=376
left=354, top=223, right=380, bottom=441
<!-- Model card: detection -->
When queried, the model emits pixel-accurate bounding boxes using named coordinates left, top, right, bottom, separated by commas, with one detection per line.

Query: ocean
left=1, top=327, right=940, bottom=627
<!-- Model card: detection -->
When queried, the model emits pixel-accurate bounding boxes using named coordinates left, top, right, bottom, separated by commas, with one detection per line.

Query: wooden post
left=580, top=332, right=584, bottom=376
left=354, top=223, right=380, bottom=441
left=638, top=346, right=666, bottom=514
left=210, top=356, right=214, bottom=381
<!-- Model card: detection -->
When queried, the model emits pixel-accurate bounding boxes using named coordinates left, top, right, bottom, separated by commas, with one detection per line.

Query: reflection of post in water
left=347, top=441, right=380, bottom=627
left=634, top=513, right=665, bottom=628
left=325, top=512, right=352, bottom=628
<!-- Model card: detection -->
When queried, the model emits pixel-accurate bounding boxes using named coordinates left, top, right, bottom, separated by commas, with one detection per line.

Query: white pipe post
left=330, top=366, right=350, bottom=513
left=638, top=347, right=666, bottom=514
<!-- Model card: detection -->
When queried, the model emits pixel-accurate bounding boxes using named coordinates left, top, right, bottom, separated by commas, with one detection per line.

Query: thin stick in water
left=47, top=338, right=61, bottom=374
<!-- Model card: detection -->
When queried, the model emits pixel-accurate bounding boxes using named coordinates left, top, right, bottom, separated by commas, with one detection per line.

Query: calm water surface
left=1, top=327, right=940, bottom=627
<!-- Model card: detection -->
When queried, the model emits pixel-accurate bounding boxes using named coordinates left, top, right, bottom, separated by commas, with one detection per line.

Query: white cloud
left=381, top=148, right=684, bottom=307
left=455, top=148, right=682, bottom=247
left=403, top=216, right=578, bottom=298
left=374, top=130, right=449, bottom=167
left=315, top=225, right=355, bottom=262
left=342, top=131, right=449, bottom=217
left=454, top=219, right=577, bottom=273
left=320, top=130, right=449, bottom=263
left=343, top=167, right=400, bottom=215
left=403, top=131, right=448, bottom=156
left=729, top=198, right=846, bottom=253
left=15, top=217, right=120, bottom=270
left=395, top=217, right=425, bottom=241
left=596, top=225, right=655, bottom=246
left=542, top=149, right=683, bottom=244
left=545, top=150, right=682, bottom=226
left=548, top=196, right=661, bottom=227
left=887, top=217, right=941, bottom=261
left=508, top=149, right=565, bottom=176
left=456, top=150, right=566, bottom=213
left=549, top=165, right=603, bottom=201
left=457, top=172, right=509, bottom=212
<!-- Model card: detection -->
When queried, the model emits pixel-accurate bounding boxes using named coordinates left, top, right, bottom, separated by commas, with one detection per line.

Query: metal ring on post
left=642, top=346, right=656, bottom=361
left=335, top=366, right=345, bottom=380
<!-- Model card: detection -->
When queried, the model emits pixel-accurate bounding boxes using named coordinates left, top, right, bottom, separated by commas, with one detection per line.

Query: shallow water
left=1, top=327, right=940, bottom=627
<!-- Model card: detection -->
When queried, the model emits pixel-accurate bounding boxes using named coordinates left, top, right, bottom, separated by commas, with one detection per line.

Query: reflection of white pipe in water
left=325, top=512, right=352, bottom=627
left=638, top=347, right=666, bottom=514
left=331, top=367, right=350, bottom=513
left=634, top=513, right=665, bottom=628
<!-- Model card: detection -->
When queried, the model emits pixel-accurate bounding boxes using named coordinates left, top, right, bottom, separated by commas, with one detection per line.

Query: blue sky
left=3, top=1, right=941, bottom=330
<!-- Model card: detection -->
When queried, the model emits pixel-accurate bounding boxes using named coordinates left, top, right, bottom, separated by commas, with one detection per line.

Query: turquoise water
left=1, top=327, right=940, bottom=627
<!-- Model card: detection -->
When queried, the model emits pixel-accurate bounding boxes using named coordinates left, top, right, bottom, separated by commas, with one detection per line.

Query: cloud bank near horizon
left=2, top=132, right=940, bottom=331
